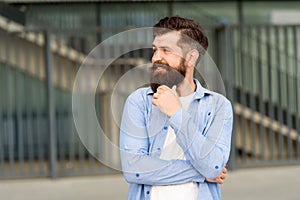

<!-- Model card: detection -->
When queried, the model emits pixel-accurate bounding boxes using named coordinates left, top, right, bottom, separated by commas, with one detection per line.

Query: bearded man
left=120, top=16, right=233, bottom=200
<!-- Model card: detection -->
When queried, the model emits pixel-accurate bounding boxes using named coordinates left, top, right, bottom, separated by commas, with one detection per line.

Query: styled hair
left=153, top=16, right=208, bottom=56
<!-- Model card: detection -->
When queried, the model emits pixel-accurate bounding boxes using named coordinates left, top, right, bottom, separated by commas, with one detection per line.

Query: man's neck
left=176, top=79, right=196, bottom=97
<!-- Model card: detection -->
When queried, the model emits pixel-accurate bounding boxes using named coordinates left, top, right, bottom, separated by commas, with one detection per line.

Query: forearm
left=120, top=138, right=205, bottom=185
left=169, top=100, right=233, bottom=179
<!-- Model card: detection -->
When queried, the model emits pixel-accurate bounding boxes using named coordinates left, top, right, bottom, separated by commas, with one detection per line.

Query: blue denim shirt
left=120, top=79, right=233, bottom=200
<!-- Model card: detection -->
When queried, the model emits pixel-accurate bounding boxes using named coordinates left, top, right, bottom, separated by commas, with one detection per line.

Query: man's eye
left=163, top=48, right=170, bottom=53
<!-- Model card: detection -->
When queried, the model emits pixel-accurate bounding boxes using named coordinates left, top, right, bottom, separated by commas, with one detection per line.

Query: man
left=120, top=16, right=233, bottom=200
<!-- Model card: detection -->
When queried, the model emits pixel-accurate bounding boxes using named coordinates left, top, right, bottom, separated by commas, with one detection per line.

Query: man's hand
left=152, top=85, right=181, bottom=117
left=205, top=167, right=227, bottom=184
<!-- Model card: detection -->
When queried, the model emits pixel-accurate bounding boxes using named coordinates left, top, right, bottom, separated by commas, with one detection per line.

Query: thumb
left=171, top=85, right=178, bottom=96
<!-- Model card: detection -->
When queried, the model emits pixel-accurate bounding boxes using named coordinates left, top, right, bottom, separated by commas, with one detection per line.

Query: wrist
left=167, top=106, right=181, bottom=118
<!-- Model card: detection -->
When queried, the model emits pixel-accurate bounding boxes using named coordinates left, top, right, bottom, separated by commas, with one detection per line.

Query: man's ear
left=185, top=49, right=199, bottom=68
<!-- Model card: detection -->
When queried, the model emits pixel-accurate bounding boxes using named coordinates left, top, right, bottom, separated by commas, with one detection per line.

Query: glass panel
left=173, top=2, right=238, bottom=25
left=243, top=2, right=300, bottom=24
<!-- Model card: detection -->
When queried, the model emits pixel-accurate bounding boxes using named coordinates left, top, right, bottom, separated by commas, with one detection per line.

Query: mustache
left=151, top=62, right=171, bottom=71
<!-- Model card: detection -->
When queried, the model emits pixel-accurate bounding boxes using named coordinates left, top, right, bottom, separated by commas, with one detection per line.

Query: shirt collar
left=146, top=78, right=213, bottom=99
left=146, top=87, right=154, bottom=95
left=194, top=79, right=213, bottom=99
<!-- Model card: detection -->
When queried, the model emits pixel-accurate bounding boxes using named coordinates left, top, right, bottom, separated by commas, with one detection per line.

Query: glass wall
left=1, top=1, right=300, bottom=175
left=243, top=1, right=300, bottom=24
left=16, top=1, right=300, bottom=28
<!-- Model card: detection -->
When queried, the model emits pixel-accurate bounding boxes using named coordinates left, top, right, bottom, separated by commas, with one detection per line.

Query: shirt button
left=136, top=173, right=140, bottom=177
left=163, top=126, right=168, bottom=131
left=208, top=112, right=211, bottom=116
left=215, top=165, right=219, bottom=169
left=146, top=191, right=150, bottom=195
left=157, top=147, right=161, bottom=151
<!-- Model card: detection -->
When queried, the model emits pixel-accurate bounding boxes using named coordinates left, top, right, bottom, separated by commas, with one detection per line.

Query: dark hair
left=153, top=16, right=208, bottom=57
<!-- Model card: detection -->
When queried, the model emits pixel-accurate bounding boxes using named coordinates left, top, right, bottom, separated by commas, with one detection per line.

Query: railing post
left=223, top=25, right=236, bottom=170
left=215, top=25, right=236, bottom=170
left=44, top=30, right=57, bottom=179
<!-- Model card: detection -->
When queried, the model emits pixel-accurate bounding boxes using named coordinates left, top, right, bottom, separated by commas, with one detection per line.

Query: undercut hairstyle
left=153, top=16, right=208, bottom=58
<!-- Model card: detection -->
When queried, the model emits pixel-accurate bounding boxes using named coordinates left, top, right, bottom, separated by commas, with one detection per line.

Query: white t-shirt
left=150, top=92, right=198, bottom=200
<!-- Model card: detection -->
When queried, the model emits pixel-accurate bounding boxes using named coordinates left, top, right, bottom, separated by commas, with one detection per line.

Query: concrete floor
left=1, top=165, right=300, bottom=200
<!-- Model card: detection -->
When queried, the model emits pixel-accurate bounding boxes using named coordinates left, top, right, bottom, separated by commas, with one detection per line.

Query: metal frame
left=1, top=22, right=300, bottom=178
left=218, top=24, right=300, bottom=169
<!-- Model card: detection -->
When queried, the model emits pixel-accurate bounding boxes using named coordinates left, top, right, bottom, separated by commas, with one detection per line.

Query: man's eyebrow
left=152, top=44, right=171, bottom=49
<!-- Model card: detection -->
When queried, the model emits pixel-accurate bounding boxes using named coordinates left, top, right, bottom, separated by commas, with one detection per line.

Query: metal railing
left=1, top=22, right=300, bottom=179
left=217, top=24, right=300, bottom=168
left=0, top=26, right=121, bottom=178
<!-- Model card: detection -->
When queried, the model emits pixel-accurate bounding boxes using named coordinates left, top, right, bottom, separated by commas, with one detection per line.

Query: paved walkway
left=221, top=165, right=300, bottom=200
left=1, top=165, right=300, bottom=200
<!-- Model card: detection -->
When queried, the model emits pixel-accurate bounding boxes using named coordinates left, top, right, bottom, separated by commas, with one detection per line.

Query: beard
left=150, top=59, right=186, bottom=93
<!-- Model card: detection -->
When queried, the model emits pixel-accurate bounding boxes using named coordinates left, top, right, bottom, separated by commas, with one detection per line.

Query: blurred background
left=0, top=0, right=300, bottom=199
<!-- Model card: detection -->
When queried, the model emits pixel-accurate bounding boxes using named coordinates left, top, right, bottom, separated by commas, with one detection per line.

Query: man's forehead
left=152, top=31, right=181, bottom=47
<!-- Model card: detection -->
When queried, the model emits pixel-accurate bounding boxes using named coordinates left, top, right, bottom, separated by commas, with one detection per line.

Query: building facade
left=0, top=0, right=300, bottom=178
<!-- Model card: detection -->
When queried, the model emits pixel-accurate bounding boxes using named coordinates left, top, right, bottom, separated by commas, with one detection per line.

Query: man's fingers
left=156, top=85, right=178, bottom=97
left=220, top=174, right=226, bottom=180
left=153, top=92, right=159, bottom=99
left=217, top=178, right=224, bottom=184
left=205, top=176, right=225, bottom=184
left=152, top=98, right=158, bottom=106
left=157, top=85, right=170, bottom=93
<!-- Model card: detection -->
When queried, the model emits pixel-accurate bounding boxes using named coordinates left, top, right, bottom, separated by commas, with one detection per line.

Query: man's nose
left=152, top=51, right=162, bottom=63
